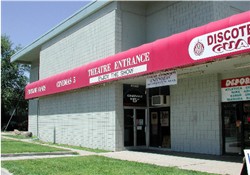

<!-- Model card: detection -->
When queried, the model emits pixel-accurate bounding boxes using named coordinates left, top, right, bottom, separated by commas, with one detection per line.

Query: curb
left=2, top=136, right=97, bottom=156
left=1, top=151, right=76, bottom=157
left=1, top=168, right=13, bottom=175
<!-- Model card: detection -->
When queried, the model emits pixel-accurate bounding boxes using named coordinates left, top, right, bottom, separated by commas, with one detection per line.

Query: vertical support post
left=53, top=127, right=56, bottom=144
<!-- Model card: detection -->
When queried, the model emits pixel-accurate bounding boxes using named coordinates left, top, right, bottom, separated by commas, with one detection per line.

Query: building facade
left=12, top=1, right=250, bottom=155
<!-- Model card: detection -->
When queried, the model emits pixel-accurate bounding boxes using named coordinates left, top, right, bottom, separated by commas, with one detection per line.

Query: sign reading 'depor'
left=221, top=76, right=250, bottom=102
left=146, top=71, right=177, bottom=88
left=189, top=22, right=250, bottom=60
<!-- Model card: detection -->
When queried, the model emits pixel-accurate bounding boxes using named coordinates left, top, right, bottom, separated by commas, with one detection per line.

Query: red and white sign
left=89, top=52, right=150, bottom=84
left=189, top=22, right=250, bottom=60
left=25, top=11, right=250, bottom=99
left=146, top=71, right=177, bottom=88
left=221, top=76, right=250, bottom=102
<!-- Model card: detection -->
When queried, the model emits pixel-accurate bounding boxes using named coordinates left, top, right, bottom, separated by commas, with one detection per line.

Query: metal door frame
left=124, top=107, right=148, bottom=147
left=221, top=101, right=250, bottom=155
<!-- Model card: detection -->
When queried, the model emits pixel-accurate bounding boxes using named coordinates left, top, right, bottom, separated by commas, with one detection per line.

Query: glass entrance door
left=222, top=102, right=242, bottom=154
left=149, top=108, right=171, bottom=148
left=243, top=102, right=250, bottom=150
left=124, top=108, right=146, bottom=147
left=124, top=109, right=134, bottom=146
left=222, top=101, right=250, bottom=154
left=136, top=109, right=146, bottom=146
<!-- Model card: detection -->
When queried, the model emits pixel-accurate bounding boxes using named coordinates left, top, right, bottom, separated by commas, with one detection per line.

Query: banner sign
left=146, top=71, right=177, bottom=88
left=221, top=76, right=250, bottom=102
left=189, top=22, right=250, bottom=60
left=25, top=11, right=250, bottom=99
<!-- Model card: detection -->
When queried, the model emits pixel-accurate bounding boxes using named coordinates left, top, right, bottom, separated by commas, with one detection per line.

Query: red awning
left=25, top=11, right=250, bottom=99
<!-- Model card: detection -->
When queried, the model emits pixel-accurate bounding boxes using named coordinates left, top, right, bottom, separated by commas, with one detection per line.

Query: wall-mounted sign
left=221, top=76, right=250, bottom=102
left=146, top=71, right=177, bottom=88
left=189, top=22, right=250, bottom=60
left=123, top=84, right=146, bottom=107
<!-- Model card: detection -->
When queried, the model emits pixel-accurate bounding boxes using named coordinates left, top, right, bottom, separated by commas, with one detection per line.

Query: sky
left=1, top=1, right=90, bottom=48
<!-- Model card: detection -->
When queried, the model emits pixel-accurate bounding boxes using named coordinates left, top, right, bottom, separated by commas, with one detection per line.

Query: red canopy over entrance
left=25, top=11, right=250, bottom=99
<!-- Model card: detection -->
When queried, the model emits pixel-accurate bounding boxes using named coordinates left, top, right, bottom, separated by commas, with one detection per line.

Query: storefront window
left=149, top=86, right=171, bottom=148
left=222, top=101, right=250, bottom=154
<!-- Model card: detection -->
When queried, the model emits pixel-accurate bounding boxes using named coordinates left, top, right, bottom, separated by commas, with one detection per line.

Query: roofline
left=11, top=0, right=111, bottom=63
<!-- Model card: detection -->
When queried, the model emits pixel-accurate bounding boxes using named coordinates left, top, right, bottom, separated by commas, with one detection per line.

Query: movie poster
left=160, top=111, right=169, bottom=126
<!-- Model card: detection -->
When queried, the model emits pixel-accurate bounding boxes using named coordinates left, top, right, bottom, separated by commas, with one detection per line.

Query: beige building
left=12, top=1, right=250, bottom=155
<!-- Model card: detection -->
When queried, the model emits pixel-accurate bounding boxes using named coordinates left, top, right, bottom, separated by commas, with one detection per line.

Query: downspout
left=37, top=98, right=39, bottom=138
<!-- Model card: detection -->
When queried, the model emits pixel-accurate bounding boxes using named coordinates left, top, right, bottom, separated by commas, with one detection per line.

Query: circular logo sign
left=193, top=40, right=204, bottom=56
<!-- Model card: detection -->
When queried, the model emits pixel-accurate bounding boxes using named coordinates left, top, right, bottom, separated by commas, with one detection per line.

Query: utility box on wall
left=152, top=95, right=170, bottom=107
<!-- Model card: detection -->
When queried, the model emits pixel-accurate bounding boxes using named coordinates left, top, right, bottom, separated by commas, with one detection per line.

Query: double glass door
left=222, top=101, right=250, bottom=154
left=124, top=108, right=146, bottom=147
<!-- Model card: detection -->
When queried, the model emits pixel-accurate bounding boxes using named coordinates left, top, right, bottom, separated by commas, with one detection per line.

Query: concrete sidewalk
left=1, top=168, right=12, bottom=175
left=1, top=135, right=243, bottom=175
left=1, top=150, right=243, bottom=175
left=2, top=151, right=241, bottom=175
left=100, top=151, right=242, bottom=175
left=1, top=136, right=97, bottom=157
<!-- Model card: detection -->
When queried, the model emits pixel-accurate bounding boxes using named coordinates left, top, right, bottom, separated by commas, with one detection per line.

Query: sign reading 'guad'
left=189, top=22, right=250, bottom=60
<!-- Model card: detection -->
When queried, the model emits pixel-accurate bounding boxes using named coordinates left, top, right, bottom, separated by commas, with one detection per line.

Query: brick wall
left=212, top=1, right=250, bottom=20
left=145, top=1, right=249, bottom=42
left=114, top=83, right=124, bottom=151
left=31, top=2, right=119, bottom=150
left=28, top=62, right=39, bottom=135
left=39, top=3, right=117, bottom=79
left=28, top=99, right=38, bottom=136
left=170, top=74, right=221, bottom=155
left=119, top=2, right=146, bottom=51
left=37, top=84, right=117, bottom=151
left=146, top=1, right=215, bottom=42
left=221, top=69, right=250, bottom=80
left=28, top=1, right=250, bottom=152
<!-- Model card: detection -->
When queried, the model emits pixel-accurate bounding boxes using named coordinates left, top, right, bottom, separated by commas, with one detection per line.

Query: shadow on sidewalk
left=126, top=147, right=242, bottom=163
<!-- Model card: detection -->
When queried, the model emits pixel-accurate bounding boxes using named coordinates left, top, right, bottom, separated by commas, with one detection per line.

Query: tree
left=1, top=35, right=30, bottom=131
